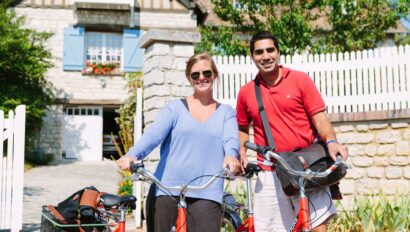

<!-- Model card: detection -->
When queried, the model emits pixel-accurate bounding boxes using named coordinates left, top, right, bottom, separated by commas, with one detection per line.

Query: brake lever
left=223, top=167, right=236, bottom=180
left=261, top=160, right=274, bottom=166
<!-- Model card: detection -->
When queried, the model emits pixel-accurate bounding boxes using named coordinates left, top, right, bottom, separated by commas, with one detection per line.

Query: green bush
left=115, top=72, right=143, bottom=196
left=0, top=6, right=53, bottom=156
left=329, top=193, right=410, bottom=232
left=25, top=149, right=54, bottom=166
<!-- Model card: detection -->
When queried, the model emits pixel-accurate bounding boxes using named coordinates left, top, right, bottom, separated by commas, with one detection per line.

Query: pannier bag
left=43, top=186, right=103, bottom=232
left=253, top=78, right=347, bottom=198
left=275, top=142, right=347, bottom=197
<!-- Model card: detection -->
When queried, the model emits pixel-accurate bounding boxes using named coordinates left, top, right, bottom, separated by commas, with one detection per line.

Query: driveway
left=22, top=159, right=140, bottom=231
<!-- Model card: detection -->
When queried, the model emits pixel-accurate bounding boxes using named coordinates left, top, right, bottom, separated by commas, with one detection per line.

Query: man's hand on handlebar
left=327, top=142, right=348, bottom=161
left=117, top=155, right=137, bottom=171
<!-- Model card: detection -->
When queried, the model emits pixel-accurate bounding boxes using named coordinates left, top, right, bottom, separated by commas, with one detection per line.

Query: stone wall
left=334, top=119, right=410, bottom=206
left=35, top=105, right=64, bottom=159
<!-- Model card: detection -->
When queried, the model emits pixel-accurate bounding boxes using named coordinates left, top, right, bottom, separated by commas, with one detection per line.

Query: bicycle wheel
left=220, top=212, right=239, bottom=232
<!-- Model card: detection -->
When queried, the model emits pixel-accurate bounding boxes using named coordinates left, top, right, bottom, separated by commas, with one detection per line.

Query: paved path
left=23, top=160, right=142, bottom=231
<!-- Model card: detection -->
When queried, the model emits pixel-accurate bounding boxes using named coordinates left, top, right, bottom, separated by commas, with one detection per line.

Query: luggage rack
left=41, top=206, right=106, bottom=231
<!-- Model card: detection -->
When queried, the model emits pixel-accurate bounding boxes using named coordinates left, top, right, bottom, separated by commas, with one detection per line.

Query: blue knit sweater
left=126, top=99, right=239, bottom=203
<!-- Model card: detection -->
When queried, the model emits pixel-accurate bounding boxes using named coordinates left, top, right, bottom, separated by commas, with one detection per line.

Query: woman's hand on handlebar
left=223, top=155, right=242, bottom=175
left=117, top=155, right=137, bottom=171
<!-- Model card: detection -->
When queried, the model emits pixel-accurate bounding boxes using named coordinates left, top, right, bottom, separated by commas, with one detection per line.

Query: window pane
left=86, top=32, right=122, bottom=66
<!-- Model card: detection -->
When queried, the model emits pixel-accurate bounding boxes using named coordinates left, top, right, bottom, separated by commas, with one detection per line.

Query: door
left=63, top=107, right=103, bottom=161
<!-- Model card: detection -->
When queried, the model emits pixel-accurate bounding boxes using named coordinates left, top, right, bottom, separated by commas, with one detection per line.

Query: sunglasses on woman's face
left=190, top=70, right=213, bottom=80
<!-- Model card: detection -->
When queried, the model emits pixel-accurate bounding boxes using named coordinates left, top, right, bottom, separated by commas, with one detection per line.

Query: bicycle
left=130, top=162, right=234, bottom=232
left=96, top=193, right=137, bottom=232
left=220, top=163, right=262, bottom=232
left=242, top=141, right=347, bottom=232
left=41, top=193, right=137, bottom=232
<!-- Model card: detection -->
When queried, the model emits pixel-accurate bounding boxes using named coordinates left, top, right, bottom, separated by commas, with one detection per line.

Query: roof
left=11, top=0, right=195, bottom=11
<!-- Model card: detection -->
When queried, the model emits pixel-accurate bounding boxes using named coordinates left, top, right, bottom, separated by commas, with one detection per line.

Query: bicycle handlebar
left=244, top=141, right=347, bottom=179
left=130, top=162, right=234, bottom=195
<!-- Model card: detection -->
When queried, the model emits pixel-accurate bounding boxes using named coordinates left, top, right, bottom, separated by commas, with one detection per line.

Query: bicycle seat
left=243, top=163, right=262, bottom=178
left=100, top=193, right=137, bottom=210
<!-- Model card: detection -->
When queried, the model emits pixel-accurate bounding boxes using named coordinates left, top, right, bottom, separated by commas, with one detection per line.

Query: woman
left=117, top=52, right=241, bottom=232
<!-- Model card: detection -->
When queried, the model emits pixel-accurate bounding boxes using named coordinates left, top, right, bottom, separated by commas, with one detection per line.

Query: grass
left=329, top=192, right=410, bottom=232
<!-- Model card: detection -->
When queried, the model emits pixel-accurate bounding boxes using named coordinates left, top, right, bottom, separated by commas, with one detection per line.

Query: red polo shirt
left=236, top=66, right=326, bottom=171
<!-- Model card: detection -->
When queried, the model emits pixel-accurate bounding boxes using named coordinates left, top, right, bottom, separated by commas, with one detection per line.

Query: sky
left=401, top=16, right=410, bottom=30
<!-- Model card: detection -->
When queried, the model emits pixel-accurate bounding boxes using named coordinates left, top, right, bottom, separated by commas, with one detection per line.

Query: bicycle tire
left=220, top=211, right=240, bottom=232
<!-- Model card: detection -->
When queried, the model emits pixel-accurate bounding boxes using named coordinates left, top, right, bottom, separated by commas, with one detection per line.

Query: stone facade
left=35, top=105, right=64, bottom=157
left=333, top=119, right=410, bottom=207
left=12, top=0, right=197, bottom=160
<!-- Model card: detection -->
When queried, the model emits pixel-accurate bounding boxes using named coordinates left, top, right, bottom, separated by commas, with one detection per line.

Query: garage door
left=63, top=107, right=103, bottom=161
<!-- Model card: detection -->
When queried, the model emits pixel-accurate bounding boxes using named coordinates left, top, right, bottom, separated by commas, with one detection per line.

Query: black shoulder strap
left=254, top=78, right=276, bottom=150
left=180, top=98, right=189, bottom=111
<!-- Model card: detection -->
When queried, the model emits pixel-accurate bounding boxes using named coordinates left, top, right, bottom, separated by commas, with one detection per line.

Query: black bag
left=253, top=78, right=347, bottom=197
left=46, top=186, right=100, bottom=232
left=275, top=143, right=347, bottom=196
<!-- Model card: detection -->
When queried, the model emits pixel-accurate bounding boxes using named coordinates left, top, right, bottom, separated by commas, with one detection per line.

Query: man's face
left=251, top=39, right=280, bottom=75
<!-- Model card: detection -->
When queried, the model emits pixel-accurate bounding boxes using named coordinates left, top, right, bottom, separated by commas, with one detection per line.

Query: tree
left=0, top=2, right=53, bottom=152
left=198, top=0, right=409, bottom=56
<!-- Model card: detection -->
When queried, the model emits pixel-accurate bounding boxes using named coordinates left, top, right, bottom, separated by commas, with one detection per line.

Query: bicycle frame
left=290, top=177, right=310, bottom=232
left=235, top=177, right=255, bottom=232
left=244, top=141, right=347, bottom=232
left=113, top=207, right=127, bottom=232
left=131, top=162, right=231, bottom=232
left=97, top=206, right=127, bottom=232
left=222, top=163, right=261, bottom=232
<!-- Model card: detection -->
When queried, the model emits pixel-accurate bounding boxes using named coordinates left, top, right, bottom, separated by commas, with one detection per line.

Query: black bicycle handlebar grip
left=130, top=162, right=144, bottom=173
left=244, top=141, right=270, bottom=154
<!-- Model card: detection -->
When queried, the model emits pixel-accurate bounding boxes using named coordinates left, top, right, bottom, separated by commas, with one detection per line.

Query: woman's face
left=189, top=59, right=216, bottom=94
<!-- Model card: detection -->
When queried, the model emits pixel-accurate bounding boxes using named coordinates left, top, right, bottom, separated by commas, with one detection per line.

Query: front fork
left=245, top=178, right=255, bottom=232
left=175, top=195, right=187, bottom=232
left=291, top=177, right=311, bottom=232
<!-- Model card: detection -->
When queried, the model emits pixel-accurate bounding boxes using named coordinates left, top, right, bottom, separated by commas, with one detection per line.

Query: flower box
left=83, top=62, right=121, bottom=75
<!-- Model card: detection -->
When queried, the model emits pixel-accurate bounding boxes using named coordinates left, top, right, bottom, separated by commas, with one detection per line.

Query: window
left=64, top=107, right=102, bottom=116
left=86, top=32, right=123, bottom=66
left=63, top=27, right=144, bottom=72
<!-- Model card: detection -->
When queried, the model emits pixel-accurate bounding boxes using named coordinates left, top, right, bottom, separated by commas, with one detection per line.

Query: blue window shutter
left=123, top=29, right=144, bottom=72
left=63, top=27, right=85, bottom=71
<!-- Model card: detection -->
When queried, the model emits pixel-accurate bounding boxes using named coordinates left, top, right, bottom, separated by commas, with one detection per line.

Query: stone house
left=10, top=0, right=199, bottom=161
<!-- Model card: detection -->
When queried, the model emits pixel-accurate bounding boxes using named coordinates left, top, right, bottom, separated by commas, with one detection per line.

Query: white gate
left=0, top=105, right=26, bottom=232
left=63, top=107, right=103, bottom=161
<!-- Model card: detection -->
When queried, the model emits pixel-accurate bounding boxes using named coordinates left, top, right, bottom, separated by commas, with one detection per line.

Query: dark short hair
left=250, top=31, right=280, bottom=54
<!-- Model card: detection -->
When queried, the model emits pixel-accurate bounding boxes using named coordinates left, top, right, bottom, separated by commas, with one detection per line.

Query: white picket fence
left=0, top=105, right=26, bottom=232
left=213, top=45, right=410, bottom=113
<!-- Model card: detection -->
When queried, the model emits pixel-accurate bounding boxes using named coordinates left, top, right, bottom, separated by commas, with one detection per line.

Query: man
left=236, top=31, right=348, bottom=232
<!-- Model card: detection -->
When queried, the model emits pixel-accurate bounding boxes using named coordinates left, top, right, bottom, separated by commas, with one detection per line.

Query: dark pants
left=146, top=184, right=222, bottom=232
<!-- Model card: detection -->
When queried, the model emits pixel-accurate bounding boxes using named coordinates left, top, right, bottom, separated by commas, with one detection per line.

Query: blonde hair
left=185, top=52, right=219, bottom=82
